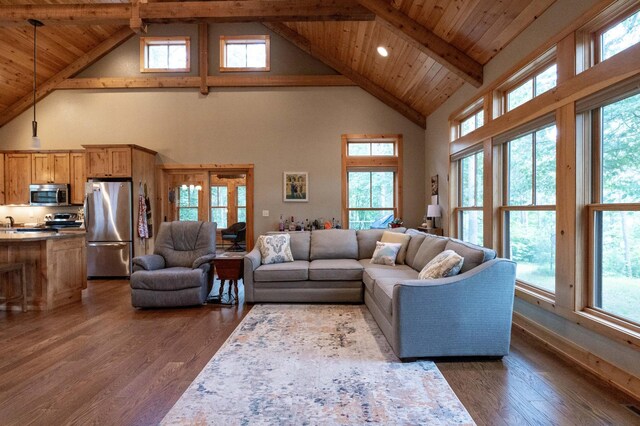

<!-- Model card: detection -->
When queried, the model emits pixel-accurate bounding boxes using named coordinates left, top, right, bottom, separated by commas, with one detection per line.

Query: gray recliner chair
left=130, top=221, right=217, bottom=308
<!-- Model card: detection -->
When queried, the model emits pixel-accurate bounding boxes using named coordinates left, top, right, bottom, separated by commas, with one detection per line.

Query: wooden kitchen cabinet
left=85, top=146, right=131, bottom=178
left=31, top=152, right=70, bottom=184
left=5, top=153, right=32, bottom=205
left=70, top=152, right=86, bottom=205
left=0, top=154, right=4, bottom=205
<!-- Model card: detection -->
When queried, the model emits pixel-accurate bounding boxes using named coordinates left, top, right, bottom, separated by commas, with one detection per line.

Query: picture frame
left=283, top=172, right=308, bottom=202
left=430, top=174, right=439, bottom=204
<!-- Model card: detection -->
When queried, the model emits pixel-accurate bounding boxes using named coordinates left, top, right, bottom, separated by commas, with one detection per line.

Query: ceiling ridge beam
left=0, top=1, right=374, bottom=27
left=0, top=27, right=134, bottom=128
left=356, top=0, right=483, bottom=88
left=264, top=22, right=426, bottom=128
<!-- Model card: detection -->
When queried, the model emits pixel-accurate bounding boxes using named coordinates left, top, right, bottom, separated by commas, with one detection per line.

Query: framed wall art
left=283, top=172, right=308, bottom=202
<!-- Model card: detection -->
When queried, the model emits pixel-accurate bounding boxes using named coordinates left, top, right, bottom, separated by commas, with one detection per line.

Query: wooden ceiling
left=0, top=0, right=557, bottom=129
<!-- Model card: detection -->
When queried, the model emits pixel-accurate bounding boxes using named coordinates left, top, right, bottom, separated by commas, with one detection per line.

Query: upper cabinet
left=70, top=152, right=86, bottom=205
left=85, top=146, right=132, bottom=178
left=31, top=153, right=70, bottom=184
left=5, top=153, right=32, bottom=205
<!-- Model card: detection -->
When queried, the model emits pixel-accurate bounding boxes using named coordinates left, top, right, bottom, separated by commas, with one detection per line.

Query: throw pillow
left=370, top=242, right=403, bottom=266
left=418, top=249, right=464, bottom=279
left=381, top=231, right=411, bottom=264
left=257, top=234, right=294, bottom=265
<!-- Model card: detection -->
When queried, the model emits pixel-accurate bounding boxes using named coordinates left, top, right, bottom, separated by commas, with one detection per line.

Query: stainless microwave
left=29, top=184, right=71, bottom=206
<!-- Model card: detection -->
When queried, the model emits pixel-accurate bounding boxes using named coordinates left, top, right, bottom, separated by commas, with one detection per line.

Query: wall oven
left=29, top=184, right=71, bottom=206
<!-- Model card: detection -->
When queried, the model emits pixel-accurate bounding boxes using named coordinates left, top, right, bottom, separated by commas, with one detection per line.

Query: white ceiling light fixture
left=377, top=46, right=389, bottom=57
left=28, top=18, right=44, bottom=150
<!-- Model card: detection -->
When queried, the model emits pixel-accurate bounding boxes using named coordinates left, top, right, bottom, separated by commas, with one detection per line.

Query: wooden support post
left=199, top=23, right=209, bottom=95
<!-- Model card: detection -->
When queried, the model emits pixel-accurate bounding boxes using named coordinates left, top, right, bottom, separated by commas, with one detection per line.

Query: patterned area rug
left=162, top=304, right=475, bottom=425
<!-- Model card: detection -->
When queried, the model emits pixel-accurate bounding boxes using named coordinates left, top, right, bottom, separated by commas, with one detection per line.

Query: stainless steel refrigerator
left=85, top=180, right=133, bottom=278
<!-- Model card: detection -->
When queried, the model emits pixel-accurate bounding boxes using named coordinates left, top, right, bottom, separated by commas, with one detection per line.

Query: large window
left=502, top=123, right=557, bottom=293
left=220, top=35, right=270, bottom=72
left=342, top=135, right=402, bottom=230
left=140, top=37, right=190, bottom=73
left=456, top=151, right=484, bottom=246
left=587, top=89, right=640, bottom=324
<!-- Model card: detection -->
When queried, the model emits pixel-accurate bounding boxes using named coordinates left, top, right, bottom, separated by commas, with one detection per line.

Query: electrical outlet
left=262, top=210, right=269, bottom=217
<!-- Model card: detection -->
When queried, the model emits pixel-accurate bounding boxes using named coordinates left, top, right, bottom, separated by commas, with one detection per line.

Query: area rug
left=162, top=304, right=475, bottom=425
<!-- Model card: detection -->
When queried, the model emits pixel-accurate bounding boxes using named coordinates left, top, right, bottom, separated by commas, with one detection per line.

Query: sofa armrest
left=392, top=258, right=516, bottom=358
left=193, top=253, right=216, bottom=270
left=243, top=248, right=262, bottom=303
left=132, top=254, right=165, bottom=272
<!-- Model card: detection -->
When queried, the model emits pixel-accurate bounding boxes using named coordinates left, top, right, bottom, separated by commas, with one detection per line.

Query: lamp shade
left=427, top=204, right=441, bottom=218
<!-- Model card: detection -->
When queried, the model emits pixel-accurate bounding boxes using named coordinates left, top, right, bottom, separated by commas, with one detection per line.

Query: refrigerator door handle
left=88, top=242, right=129, bottom=247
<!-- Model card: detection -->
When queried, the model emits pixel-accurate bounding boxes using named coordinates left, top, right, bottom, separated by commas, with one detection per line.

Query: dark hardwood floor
left=0, top=280, right=638, bottom=425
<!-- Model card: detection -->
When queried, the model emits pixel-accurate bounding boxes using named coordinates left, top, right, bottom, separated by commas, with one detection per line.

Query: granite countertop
left=0, top=231, right=86, bottom=241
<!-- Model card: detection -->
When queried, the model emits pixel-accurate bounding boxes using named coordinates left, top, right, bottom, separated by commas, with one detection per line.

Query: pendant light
left=28, top=18, right=43, bottom=149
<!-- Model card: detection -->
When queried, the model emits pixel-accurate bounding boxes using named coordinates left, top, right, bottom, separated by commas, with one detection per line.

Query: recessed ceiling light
left=377, top=46, right=389, bottom=57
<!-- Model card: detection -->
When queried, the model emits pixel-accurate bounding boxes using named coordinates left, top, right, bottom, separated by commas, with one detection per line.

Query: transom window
left=506, top=64, right=557, bottom=111
left=456, top=151, right=484, bottom=246
left=140, top=37, right=190, bottom=72
left=220, top=35, right=270, bottom=72
left=460, top=110, right=485, bottom=137
left=598, top=8, right=640, bottom=62
left=342, top=135, right=402, bottom=230
left=501, top=123, right=557, bottom=293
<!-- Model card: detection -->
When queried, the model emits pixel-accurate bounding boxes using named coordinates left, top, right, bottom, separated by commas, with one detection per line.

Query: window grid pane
left=508, top=134, right=534, bottom=205
left=534, top=64, right=557, bottom=96
left=535, top=125, right=557, bottom=205
left=508, top=79, right=533, bottom=111
left=348, top=172, right=372, bottom=208
left=461, top=210, right=483, bottom=246
left=601, top=10, right=640, bottom=61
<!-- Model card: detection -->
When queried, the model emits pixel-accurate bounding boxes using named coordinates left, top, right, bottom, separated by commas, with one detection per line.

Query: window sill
left=219, top=67, right=270, bottom=73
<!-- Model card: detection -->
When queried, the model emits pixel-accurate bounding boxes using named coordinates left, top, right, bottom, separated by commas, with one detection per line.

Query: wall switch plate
left=262, top=210, right=269, bottom=217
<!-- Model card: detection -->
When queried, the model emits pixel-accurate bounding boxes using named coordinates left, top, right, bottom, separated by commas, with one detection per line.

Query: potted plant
left=389, top=218, right=404, bottom=228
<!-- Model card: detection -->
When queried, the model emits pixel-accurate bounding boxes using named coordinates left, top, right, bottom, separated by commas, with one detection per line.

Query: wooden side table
left=215, top=252, right=245, bottom=304
left=417, top=227, right=444, bottom=236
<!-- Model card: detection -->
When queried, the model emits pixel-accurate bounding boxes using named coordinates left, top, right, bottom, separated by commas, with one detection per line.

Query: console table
left=417, top=227, right=444, bottom=236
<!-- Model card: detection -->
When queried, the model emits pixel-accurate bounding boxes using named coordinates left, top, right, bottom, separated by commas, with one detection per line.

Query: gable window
left=579, top=80, right=640, bottom=325
left=455, top=151, right=484, bottom=246
left=140, top=37, right=190, bottom=72
left=499, top=120, right=557, bottom=293
left=460, top=109, right=485, bottom=137
left=220, top=35, right=270, bottom=72
left=342, top=135, right=402, bottom=230
left=598, top=8, right=640, bottom=62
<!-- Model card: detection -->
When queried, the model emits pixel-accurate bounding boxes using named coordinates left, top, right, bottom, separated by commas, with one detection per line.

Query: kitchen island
left=0, top=232, right=86, bottom=311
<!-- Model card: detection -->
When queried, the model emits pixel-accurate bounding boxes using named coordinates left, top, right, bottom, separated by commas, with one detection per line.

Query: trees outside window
left=456, top=151, right=483, bottom=245
left=178, top=185, right=200, bottom=221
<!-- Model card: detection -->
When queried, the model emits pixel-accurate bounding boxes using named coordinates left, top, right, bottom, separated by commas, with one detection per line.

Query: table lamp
left=426, top=204, right=441, bottom=228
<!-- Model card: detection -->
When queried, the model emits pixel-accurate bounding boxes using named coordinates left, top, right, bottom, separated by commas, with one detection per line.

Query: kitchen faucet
left=5, top=216, right=14, bottom=227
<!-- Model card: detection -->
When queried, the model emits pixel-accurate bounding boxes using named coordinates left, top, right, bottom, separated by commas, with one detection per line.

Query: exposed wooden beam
left=55, top=75, right=355, bottom=89
left=264, top=22, right=426, bottom=128
left=0, top=27, right=134, bottom=127
left=130, top=0, right=147, bottom=34
left=356, top=0, right=483, bottom=88
left=0, top=1, right=374, bottom=26
left=198, top=23, right=208, bottom=95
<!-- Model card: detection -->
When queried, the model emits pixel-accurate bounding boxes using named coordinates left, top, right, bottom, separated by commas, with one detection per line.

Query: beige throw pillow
left=418, top=250, right=464, bottom=279
left=257, top=234, right=294, bottom=265
left=381, top=231, right=411, bottom=264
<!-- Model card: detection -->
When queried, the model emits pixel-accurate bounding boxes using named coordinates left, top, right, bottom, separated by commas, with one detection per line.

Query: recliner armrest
left=132, top=254, right=165, bottom=271
left=193, top=253, right=217, bottom=270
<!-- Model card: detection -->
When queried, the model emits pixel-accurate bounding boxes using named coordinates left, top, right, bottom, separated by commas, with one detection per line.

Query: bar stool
left=0, top=263, right=27, bottom=312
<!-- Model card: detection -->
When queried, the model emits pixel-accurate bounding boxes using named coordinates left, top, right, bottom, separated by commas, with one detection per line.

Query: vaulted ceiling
left=0, top=0, right=557, bottom=129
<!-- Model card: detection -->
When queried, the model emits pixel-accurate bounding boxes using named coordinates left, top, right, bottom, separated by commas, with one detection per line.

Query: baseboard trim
left=512, top=312, right=640, bottom=401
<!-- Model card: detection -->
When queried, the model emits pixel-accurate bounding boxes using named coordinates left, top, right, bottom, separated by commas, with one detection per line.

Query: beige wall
left=0, top=90, right=424, bottom=239
left=425, top=0, right=640, bottom=379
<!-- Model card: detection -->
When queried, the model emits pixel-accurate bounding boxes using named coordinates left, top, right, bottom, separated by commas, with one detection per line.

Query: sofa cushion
left=418, top=249, right=464, bottom=279
left=412, top=234, right=448, bottom=271
left=360, top=261, right=419, bottom=293
left=445, top=239, right=496, bottom=273
left=370, top=242, right=402, bottom=266
left=373, top=278, right=399, bottom=316
left=257, top=234, right=294, bottom=265
left=310, top=229, right=358, bottom=260
left=131, top=267, right=204, bottom=291
left=289, top=231, right=311, bottom=261
left=254, top=260, right=309, bottom=282
left=356, top=228, right=406, bottom=260
left=381, top=231, right=411, bottom=264
left=404, top=229, right=427, bottom=269
left=308, top=259, right=363, bottom=281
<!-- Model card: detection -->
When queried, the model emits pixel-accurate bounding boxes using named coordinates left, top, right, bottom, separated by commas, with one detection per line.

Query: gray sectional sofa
left=244, top=228, right=516, bottom=359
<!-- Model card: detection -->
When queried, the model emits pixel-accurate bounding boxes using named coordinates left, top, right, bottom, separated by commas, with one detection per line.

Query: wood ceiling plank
left=432, top=0, right=483, bottom=43
left=357, top=0, right=483, bottom=87
left=449, top=0, right=507, bottom=56
left=264, top=22, right=426, bottom=128
left=0, top=26, right=134, bottom=127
